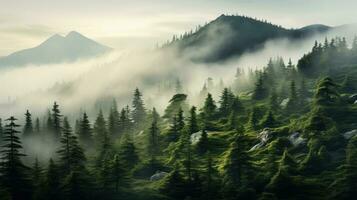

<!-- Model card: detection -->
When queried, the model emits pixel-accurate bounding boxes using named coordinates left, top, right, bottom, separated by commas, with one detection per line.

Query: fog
left=0, top=24, right=356, bottom=121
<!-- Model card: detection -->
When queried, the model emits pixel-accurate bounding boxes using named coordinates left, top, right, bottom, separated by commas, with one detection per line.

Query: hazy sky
left=0, top=0, right=356, bottom=56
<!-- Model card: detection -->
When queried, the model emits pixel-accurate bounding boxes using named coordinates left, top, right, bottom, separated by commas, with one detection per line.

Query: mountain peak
left=66, top=31, right=85, bottom=38
left=0, top=31, right=112, bottom=67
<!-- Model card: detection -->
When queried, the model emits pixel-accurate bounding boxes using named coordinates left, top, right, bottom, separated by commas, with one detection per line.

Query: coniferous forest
left=1, top=34, right=357, bottom=200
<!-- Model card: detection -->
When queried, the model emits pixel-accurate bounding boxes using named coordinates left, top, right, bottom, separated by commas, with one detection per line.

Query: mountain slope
left=166, top=15, right=331, bottom=62
left=0, top=31, right=112, bottom=67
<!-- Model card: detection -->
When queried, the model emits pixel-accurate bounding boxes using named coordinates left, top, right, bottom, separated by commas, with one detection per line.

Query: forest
left=1, top=36, right=357, bottom=200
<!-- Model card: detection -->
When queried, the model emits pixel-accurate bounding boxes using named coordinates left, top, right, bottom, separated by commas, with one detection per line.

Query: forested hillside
left=163, top=14, right=330, bottom=62
left=1, top=37, right=357, bottom=200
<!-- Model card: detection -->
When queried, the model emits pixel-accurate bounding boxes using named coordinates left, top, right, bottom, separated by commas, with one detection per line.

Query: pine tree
left=31, top=157, right=43, bottom=199
left=110, top=154, right=129, bottom=192
left=188, top=106, right=199, bottom=134
left=286, top=81, right=299, bottom=112
left=69, top=133, right=86, bottom=171
left=62, top=170, right=90, bottom=200
left=44, top=159, right=61, bottom=200
left=248, top=107, right=259, bottom=130
left=23, top=110, right=33, bottom=137
left=0, top=116, right=32, bottom=200
left=78, top=112, right=92, bottom=148
left=177, top=107, right=185, bottom=132
left=51, top=102, right=62, bottom=140
left=203, top=93, right=217, bottom=121
left=132, top=88, right=146, bottom=128
left=118, top=134, right=139, bottom=169
left=218, top=88, right=235, bottom=117
left=93, top=109, right=107, bottom=149
left=181, top=130, right=193, bottom=182
left=57, top=117, right=73, bottom=174
left=252, top=73, right=268, bottom=100
left=222, top=133, right=253, bottom=197
left=108, top=99, right=119, bottom=137
left=35, top=117, right=40, bottom=134
left=341, top=136, right=357, bottom=198
left=196, top=129, right=209, bottom=155
left=265, top=149, right=297, bottom=199
left=160, top=166, right=186, bottom=199
left=269, top=90, right=280, bottom=111
left=148, top=108, right=160, bottom=160
left=314, top=77, right=340, bottom=106
left=261, top=110, right=277, bottom=128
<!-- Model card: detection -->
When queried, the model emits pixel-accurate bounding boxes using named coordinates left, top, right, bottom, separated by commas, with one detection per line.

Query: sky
left=0, top=0, right=356, bottom=56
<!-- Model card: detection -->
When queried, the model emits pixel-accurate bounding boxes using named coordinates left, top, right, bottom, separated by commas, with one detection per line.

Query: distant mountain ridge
left=165, top=14, right=332, bottom=62
left=0, top=31, right=112, bottom=67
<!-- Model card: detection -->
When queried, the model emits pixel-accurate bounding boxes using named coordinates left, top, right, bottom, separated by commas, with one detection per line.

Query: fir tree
left=23, top=110, right=33, bottom=137
left=218, top=88, right=235, bottom=117
left=248, top=107, right=259, bottom=130
left=132, top=88, right=146, bottom=127
left=203, top=93, right=217, bottom=121
left=62, top=170, right=90, bottom=200
left=314, top=77, right=340, bottom=106
left=108, top=99, right=119, bottom=137
left=44, top=159, right=61, bottom=200
left=188, top=106, right=199, bottom=134
left=57, top=117, right=73, bottom=174
left=118, top=134, right=139, bottom=169
left=261, top=110, right=277, bottom=128
left=252, top=73, right=268, bottom=100
left=93, top=109, right=107, bottom=149
left=0, top=116, right=32, bottom=200
left=222, top=133, right=253, bottom=198
left=160, top=166, right=186, bottom=199
left=286, top=81, right=299, bottom=112
left=51, top=102, right=62, bottom=140
left=35, top=117, right=40, bottom=134
left=78, top=112, right=92, bottom=148
left=148, top=108, right=160, bottom=160
left=110, top=154, right=129, bottom=192
left=196, top=129, right=209, bottom=155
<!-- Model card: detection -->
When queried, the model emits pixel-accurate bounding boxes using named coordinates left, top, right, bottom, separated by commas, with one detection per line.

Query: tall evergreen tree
left=35, top=117, right=40, bottom=134
left=188, top=106, right=199, bottom=134
left=261, top=110, right=277, bottom=128
left=132, top=88, right=146, bottom=128
left=218, top=88, right=235, bottom=117
left=252, top=73, right=268, bottom=100
left=57, top=117, right=73, bottom=174
left=51, top=102, right=62, bottom=140
left=147, top=108, right=160, bottom=160
left=0, top=116, right=32, bottom=200
left=110, top=154, right=129, bottom=192
left=108, top=99, right=119, bottom=137
left=44, top=159, right=61, bottom=200
left=222, top=133, right=253, bottom=198
left=203, top=93, right=217, bottom=121
left=23, top=110, right=33, bottom=137
left=248, top=107, right=259, bottom=130
left=286, top=81, right=299, bottom=112
left=93, top=109, right=107, bottom=149
left=196, top=129, right=209, bottom=155
left=78, top=112, right=92, bottom=148
left=118, top=134, right=139, bottom=169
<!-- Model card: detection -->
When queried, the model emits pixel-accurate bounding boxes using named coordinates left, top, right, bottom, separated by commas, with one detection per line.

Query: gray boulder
left=343, top=129, right=357, bottom=139
left=150, top=171, right=169, bottom=181
left=288, top=132, right=306, bottom=147
left=249, top=129, right=272, bottom=151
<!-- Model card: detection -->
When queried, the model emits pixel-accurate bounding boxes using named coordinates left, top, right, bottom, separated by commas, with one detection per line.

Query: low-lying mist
left=0, top=24, right=356, bottom=122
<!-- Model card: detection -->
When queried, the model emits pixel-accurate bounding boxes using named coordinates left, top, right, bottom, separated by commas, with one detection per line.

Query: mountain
left=166, top=15, right=331, bottom=62
left=0, top=31, right=112, bottom=67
